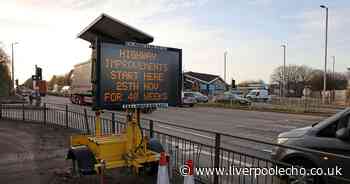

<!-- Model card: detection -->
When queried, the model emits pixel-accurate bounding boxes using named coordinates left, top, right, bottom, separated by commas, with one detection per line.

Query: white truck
left=245, top=89, right=271, bottom=102
left=70, top=61, right=156, bottom=113
left=70, top=61, right=93, bottom=105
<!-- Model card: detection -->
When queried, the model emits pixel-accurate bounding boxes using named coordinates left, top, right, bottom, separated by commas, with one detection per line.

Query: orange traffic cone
left=157, top=152, right=170, bottom=184
left=183, top=160, right=195, bottom=184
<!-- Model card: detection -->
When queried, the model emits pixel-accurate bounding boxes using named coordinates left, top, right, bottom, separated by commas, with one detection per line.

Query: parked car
left=216, top=92, right=251, bottom=105
left=245, top=89, right=270, bottom=102
left=228, top=90, right=243, bottom=97
left=60, top=86, right=71, bottom=96
left=182, top=92, right=197, bottom=107
left=19, top=88, right=32, bottom=97
left=271, top=108, right=350, bottom=184
left=184, top=92, right=208, bottom=103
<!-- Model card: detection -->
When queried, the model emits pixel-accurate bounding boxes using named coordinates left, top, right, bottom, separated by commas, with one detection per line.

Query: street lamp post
left=281, top=44, right=286, bottom=97
left=11, top=42, right=18, bottom=94
left=332, top=56, right=335, bottom=101
left=224, top=51, right=227, bottom=82
left=332, top=56, right=335, bottom=81
left=320, top=5, right=328, bottom=103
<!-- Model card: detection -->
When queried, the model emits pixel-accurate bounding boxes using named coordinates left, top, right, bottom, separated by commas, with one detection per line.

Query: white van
left=245, top=89, right=270, bottom=102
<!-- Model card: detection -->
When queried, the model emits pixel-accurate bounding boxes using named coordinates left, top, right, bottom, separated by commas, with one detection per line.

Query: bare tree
left=0, top=46, right=11, bottom=96
left=271, top=65, right=313, bottom=96
left=309, top=70, right=348, bottom=91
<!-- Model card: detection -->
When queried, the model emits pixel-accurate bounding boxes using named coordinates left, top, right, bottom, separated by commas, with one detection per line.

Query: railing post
left=0, top=103, right=2, bottom=120
left=111, top=113, right=116, bottom=134
left=22, top=103, right=25, bottom=121
left=214, top=133, right=221, bottom=184
left=65, top=105, right=69, bottom=128
left=149, top=120, right=154, bottom=138
left=43, top=103, right=46, bottom=125
left=84, top=109, right=90, bottom=134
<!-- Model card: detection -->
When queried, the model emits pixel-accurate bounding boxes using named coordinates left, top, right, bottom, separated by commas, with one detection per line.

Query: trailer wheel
left=141, top=138, right=165, bottom=176
left=66, top=146, right=96, bottom=175
left=141, top=161, right=159, bottom=176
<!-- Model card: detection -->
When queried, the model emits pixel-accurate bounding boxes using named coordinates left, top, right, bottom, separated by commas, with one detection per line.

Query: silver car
left=184, top=92, right=208, bottom=103
left=216, top=92, right=251, bottom=105
left=182, top=92, right=197, bottom=107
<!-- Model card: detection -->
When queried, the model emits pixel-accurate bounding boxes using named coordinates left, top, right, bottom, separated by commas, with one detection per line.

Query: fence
left=270, top=97, right=349, bottom=114
left=269, top=97, right=323, bottom=113
left=0, top=103, right=349, bottom=184
left=205, top=97, right=326, bottom=114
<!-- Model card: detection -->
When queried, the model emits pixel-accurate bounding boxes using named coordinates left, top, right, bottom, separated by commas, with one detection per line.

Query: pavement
left=0, top=95, right=25, bottom=104
left=0, top=120, right=158, bottom=184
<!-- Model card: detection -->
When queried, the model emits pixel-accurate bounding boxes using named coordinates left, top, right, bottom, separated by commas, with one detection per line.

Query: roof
left=78, top=13, right=154, bottom=44
left=184, top=71, right=222, bottom=84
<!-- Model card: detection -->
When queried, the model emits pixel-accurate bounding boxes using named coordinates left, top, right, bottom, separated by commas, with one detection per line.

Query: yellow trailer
left=67, top=109, right=161, bottom=175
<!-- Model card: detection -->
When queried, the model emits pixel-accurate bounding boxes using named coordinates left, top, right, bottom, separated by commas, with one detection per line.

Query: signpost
left=93, top=40, right=182, bottom=110
left=67, top=14, right=183, bottom=176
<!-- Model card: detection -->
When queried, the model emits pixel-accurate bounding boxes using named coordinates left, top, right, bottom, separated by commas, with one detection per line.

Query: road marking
left=262, top=149, right=272, bottom=153
left=157, top=125, right=274, bottom=168
left=157, top=124, right=214, bottom=140
left=158, top=124, right=272, bottom=154
left=164, top=140, right=252, bottom=168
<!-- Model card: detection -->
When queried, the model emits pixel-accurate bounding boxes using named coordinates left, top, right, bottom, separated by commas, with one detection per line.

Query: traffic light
left=36, top=67, right=42, bottom=80
left=231, top=79, right=236, bottom=89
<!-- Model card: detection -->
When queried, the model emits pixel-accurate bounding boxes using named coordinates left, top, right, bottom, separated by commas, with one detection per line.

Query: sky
left=1, top=0, right=350, bottom=85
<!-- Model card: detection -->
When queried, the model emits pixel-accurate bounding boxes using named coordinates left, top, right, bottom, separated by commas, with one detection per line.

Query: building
left=184, top=71, right=227, bottom=95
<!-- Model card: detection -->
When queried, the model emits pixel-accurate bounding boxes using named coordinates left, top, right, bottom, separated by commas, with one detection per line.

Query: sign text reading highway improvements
left=96, top=41, right=181, bottom=109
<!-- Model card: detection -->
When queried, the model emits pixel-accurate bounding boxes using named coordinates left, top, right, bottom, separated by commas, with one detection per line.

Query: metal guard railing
left=0, top=103, right=349, bottom=184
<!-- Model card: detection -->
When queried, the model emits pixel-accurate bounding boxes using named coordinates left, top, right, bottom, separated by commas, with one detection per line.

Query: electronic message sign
left=94, top=41, right=182, bottom=110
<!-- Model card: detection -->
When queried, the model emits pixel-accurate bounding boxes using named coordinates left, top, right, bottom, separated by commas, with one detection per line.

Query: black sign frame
left=92, top=37, right=182, bottom=110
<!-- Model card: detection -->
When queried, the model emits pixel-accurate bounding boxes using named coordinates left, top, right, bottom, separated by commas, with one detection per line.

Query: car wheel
left=189, top=104, right=194, bottom=107
left=77, top=97, right=81, bottom=105
left=70, top=95, right=75, bottom=104
left=282, top=158, right=322, bottom=184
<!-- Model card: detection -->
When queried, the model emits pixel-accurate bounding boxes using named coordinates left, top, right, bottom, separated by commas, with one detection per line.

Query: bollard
left=22, top=103, right=25, bottom=121
left=112, top=113, right=116, bottom=134
left=149, top=120, right=154, bottom=138
left=65, top=105, right=69, bottom=128
left=43, top=103, right=47, bottom=125
left=84, top=109, right=90, bottom=134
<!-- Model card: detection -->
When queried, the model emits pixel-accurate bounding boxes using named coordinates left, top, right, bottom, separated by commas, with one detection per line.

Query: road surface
left=42, top=95, right=324, bottom=156
left=4, top=95, right=329, bottom=184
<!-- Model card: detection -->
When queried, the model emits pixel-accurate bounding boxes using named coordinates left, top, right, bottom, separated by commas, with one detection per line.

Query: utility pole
left=320, top=5, right=328, bottom=103
left=224, top=51, right=227, bottom=82
left=281, top=44, right=286, bottom=97
left=332, top=56, right=335, bottom=81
